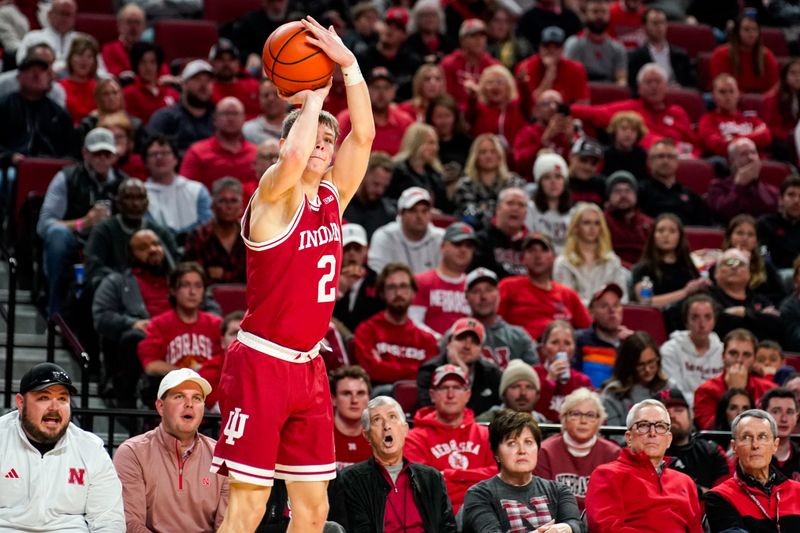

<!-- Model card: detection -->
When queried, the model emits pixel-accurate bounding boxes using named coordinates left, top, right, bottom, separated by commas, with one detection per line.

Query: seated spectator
left=601, top=332, right=670, bottom=426
left=209, top=39, right=259, bottom=119
left=781, top=257, right=800, bottom=351
left=715, top=388, right=754, bottom=439
left=0, top=39, right=66, bottom=107
left=405, top=364, right=498, bottom=512
left=709, top=14, right=779, bottom=95
left=405, top=0, right=453, bottom=64
left=706, top=138, right=779, bottom=224
left=58, top=33, right=99, bottom=126
left=143, top=135, right=212, bottom=241
left=763, top=59, right=800, bottom=162
left=98, top=111, right=147, bottom=179
left=570, top=63, right=698, bottom=155
left=535, top=320, right=595, bottom=422
left=330, top=366, right=372, bottom=470
left=603, top=111, right=649, bottom=179
left=694, top=328, right=777, bottom=430
left=757, top=174, right=800, bottom=270
left=632, top=213, right=707, bottom=307
left=183, top=177, right=246, bottom=284
left=398, top=63, right=447, bottom=123
left=85, top=177, right=176, bottom=289
left=122, top=42, right=179, bottom=124
left=699, top=74, right=772, bottom=157
left=513, top=90, right=576, bottom=179
left=604, top=170, right=653, bottom=265
left=486, top=3, right=533, bottom=72
left=342, top=152, right=396, bottom=240
left=342, top=1, right=379, bottom=58
left=638, top=138, right=713, bottom=225
left=662, top=294, right=725, bottom=408
left=226, top=0, right=289, bottom=72
left=332, top=396, right=457, bottom=532
left=627, top=8, right=695, bottom=93
left=463, top=410, right=584, bottom=532
left=586, top=399, right=703, bottom=532
left=0, top=362, right=124, bottom=531
left=337, top=67, right=414, bottom=156
left=439, top=18, right=498, bottom=109
left=0, top=0, right=29, bottom=63
left=78, top=79, right=139, bottom=148
left=564, top=0, right=627, bottom=85
left=242, top=79, right=287, bottom=145
left=608, top=0, right=645, bottom=49
left=113, top=369, right=228, bottom=531
left=425, top=94, right=473, bottom=184
left=567, top=138, right=607, bottom=205
left=472, top=187, right=530, bottom=278
left=536, top=388, right=620, bottom=510
left=466, top=65, right=527, bottom=147
left=353, top=263, right=439, bottom=385
left=197, top=310, right=242, bottom=410
left=706, top=409, right=800, bottom=531
left=18, top=0, right=76, bottom=73
left=477, top=359, right=545, bottom=423
left=755, top=340, right=795, bottom=385
left=148, top=60, right=215, bottom=155
left=417, top=319, right=503, bottom=415
left=100, top=4, right=149, bottom=78
left=333, top=224, right=384, bottom=334
left=386, top=123, right=449, bottom=212
left=368, top=187, right=444, bottom=274
left=554, top=203, right=628, bottom=305
left=37, top=127, right=124, bottom=314
left=759, top=387, right=800, bottom=478
left=498, top=232, right=592, bottom=340
left=525, top=153, right=572, bottom=253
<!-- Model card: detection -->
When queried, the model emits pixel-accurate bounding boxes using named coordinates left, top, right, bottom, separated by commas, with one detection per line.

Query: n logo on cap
left=223, top=407, right=249, bottom=445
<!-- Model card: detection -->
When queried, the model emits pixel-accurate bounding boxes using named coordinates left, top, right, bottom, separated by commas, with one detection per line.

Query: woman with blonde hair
left=554, top=202, right=628, bottom=304
left=59, top=32, right=102, bottom=125
left=387, top=122, right=450, bottom=212
left=399, top=63, right=447, bottom=122
left=76, top=78, right=145, bottom=155
left=453, top=133, right=525, bottom=228
left=466, top=64, right=527, bottom=149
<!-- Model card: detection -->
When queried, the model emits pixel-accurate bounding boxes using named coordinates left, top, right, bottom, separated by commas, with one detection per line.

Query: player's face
left=365, top=404, right=408, bottom=464
left=466, top=281, right=499, bottom=319
left=156, top=381, right=205, bottom=440
left=334, top=377, right=370, bottom=422
left=342, top=243, right=367, bottom=267
left=16, top=385, right=71, bottom=444
left=503, top=380, right=539, bottom=413
left=430, top=376, right=471, bottom=418
left=307, top=124, right=336, bottom=174
left=172, top=272, right=204, bottom=311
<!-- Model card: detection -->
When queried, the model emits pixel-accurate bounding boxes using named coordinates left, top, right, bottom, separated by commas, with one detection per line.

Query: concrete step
left=0, top=305, right=46, bottom=335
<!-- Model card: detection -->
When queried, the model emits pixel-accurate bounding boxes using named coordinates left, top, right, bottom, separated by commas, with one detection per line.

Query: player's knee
left=292, top=498, right=329, bottom=526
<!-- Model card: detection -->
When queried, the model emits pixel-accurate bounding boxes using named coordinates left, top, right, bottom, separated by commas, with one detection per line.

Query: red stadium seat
left=154, top=19, right=219, bottom=62
left=77, top=0, right=114, bottom=14
left=739, top=93, right=765, bottom=114
left=622, top=304, right=667, bottom=345
left=75, top=14, right=118, bottom=45
left=761, top=27, right=790, bottom=58
left=588, top=82, right=631, bottom=105
left=665, top=87, right=706, bottom=124
left=684, top=226, right=725, bottom=251
left=696, top=52, right=713, bottom=92
left=784, top=354, right=800, bottom=372
left=210, top=284, right=247, bottom=315
left=431, top=212, right=457, bottom=229
left=392, top=380, right=418, bottom=417
left=14, top=158, right=72, bottom=228
left=676, top=158, right=715, bottom=197
left=203, top=0, right=260, bottom=25
left=760, top=161, right=794, bottom=189
left=666, top=23, right=716, bottom=59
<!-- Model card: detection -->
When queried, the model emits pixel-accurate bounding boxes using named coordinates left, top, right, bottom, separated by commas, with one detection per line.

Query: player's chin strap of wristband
left=342, top=61, right=363, bottom=87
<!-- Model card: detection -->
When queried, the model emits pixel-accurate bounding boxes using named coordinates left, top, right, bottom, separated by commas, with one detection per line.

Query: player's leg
left=285, top=480, right=330, bottom=533
left=218, top=482, right=272, bottom=533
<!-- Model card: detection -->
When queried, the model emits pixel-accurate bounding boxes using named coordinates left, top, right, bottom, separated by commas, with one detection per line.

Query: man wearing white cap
left=114, top=368, right=229, bottom=531
left=148, top=59, right=216, bottom=154
left=333, top=223, right=384, bottom=332
left=369, top=186, right=445, bottom=274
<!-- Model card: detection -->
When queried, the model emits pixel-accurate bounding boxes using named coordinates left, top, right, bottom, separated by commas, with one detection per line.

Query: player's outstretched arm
left=302, top=16, right=375, bottom=212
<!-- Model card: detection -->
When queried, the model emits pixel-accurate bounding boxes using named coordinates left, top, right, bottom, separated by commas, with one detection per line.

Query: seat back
left=622, top=304, right=667, bottom=345
left=588, top=82, right=631, bottom=105
left=203, top=0, right=260, bottom=25
left=696, top=52, right=713, bottom=91
left=210, top=284, right=247, bottom=316
left=739, top=93, right=765, bottom=114
left=76, top=0, right=114, bottom=13
left=676, top=158, right=715, bottom=197
left=75, top=14, right=118, bottom=45
left=760, top=161, right=794, bottom=189
left=431, top=212, right=457, bottom=229
left=14, top=158, right=72, bottom=230
left=761, top=27, right=790, bottom=58
left=392, top=380, right=419, bottom=418
left=665, top=87, right=706, bottom=124
left=154, top=19, right=219, bottom=62
left=666, top=23, right=716, bottom=58
left=684, top=226, right=725, bottom=251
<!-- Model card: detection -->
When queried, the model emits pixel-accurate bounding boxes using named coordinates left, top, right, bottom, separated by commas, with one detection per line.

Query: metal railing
left=47, top=313, right=90, bottom=423
left=2, top=256, right=17, bottom=409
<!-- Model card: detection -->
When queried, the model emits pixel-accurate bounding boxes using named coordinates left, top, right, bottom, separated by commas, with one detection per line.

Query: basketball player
left=212, top=17, right=375, bottom=533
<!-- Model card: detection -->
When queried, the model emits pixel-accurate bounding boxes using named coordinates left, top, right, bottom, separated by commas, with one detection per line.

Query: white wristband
left=342, top=62, right=363, bottom=86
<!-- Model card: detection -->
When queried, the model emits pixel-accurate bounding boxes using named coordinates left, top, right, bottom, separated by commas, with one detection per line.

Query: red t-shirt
left=336, top=104, right=414, bottom=156
left=608, top=1, right=646, bottom=49
left=513, top=122, right=573, bottom=180
left=179, top=136, right=258, bottom=191
left=468, top=99, right=528, bottom=149
left=709, top=44, right=779, bottom=94
left=137, top=309, right=223, bottom=370
left=412, top=270, right=470, bottom=335
left=132, top=268, right=170, bottom=317
left=212, top=77, right=261, bottom=119
left=101, top=40, right=170, bottom=78
left=59, top=78, right=97, bottom=125
left=440, top=49, right=499, bottom=109
left=515, top=55, right=590, bottom=106
left=122, top=80, right=180, bottom=123
left=333, top=425, right=372, bottom=470
left=697, top=109, right=772, bottom=156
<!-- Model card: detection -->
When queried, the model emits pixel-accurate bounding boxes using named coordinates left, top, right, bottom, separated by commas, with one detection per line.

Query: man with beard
left=210, top=39, right=260, bottom=119
left=564, top=0, right=627, bottom=85
left=603, top=170, right=652, bottom=265
left=471, top=187, right=529, bottom=279
left=477, top=359, right=545, bottom=423
left=353, top=262, right=438, bottom=386
left=0, top=362, right=124, bottom=531
left=333, top=223, right=384, bottom=333
left=342, top=152, right=396, bottom=239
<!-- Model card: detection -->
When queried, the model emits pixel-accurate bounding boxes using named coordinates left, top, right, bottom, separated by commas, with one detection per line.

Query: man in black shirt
left=757, top=175, right=800, bottom=270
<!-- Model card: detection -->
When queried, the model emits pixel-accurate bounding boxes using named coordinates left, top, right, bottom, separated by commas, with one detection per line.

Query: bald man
left=179, top=96, right=258, bottom=190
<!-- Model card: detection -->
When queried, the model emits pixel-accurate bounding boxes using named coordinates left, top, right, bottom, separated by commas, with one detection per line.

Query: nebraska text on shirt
left=718, top=120, right=759, bottom=137
left=166, top=334, right=215, bottom=365
left=429, top=289, right=471, bottom=314
left=298, top=222, right=341, bottom=251
left=373, top=343, right=429, bottom=361
left=430, top=439, right=483, bottom=460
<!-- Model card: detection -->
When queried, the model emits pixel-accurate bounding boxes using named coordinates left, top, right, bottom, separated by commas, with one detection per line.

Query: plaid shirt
left=501, top=496, right=553, bottom=532
left=183, top=221, right=246, bottom=284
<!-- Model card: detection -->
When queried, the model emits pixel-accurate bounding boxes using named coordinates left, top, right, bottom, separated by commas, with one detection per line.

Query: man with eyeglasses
left=706, top=408, right=800, bottom=532
left=759, top=388, right=800, bottom=480
left=586, top=399, right=703, bottom=532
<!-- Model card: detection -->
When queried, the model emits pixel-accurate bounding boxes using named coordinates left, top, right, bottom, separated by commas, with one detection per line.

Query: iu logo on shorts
left=223, top=407, right=249, bottom=445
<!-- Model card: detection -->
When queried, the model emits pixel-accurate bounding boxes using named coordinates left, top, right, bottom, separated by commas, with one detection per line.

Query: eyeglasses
left=722, top=258, right=747, bottom=269
left=384, top=283, right=412, bottom=292
left=433, top=385, right=468, bottom=394
left=566, top=410, right=600, bottom=420
left=630, top=421, right=671, bottom=434
left=735, top=433, right=773, bottom=446
left=146, top=150, right=173, bottom=159
left=636, top=357, right=660, bottom=371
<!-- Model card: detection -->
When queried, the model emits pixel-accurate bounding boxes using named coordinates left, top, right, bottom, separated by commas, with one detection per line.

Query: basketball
left=262, top=21, right=335, bottom=95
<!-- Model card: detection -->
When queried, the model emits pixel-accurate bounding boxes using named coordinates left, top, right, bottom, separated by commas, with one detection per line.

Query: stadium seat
left=784, top=353, right=800, bottom=372
left=676, top=158, right=715, bottom=197
left=761, top=27, right=790, bottom=58
left=154, top=19, right=219, bottom=62
left=665, top=87, right=706, bottom=124
left=739, top=93, right=765, bottom=114
left=588, top=82, right=631, bottom=105
left=392, top=380, right=418, bottom=417
left=210, top=284, right=246, bottom=315
left=77, top=0, right=114, bottom=14
left=684, top=226, right=725, bottom=251
left=431, top=212, right=457, bottom=229
left=666, top=23, right=716, bottom=59
left=760, top=161, right=794, bottom=189
left=13, top=158, right=72, bottom=232
left=696, top=52, right=713, bottom=91
left=623, top=304, right=668, bottom=345
left=203, top=0, right=260, bottom=25
left=75, top=14, right=118, bottom=45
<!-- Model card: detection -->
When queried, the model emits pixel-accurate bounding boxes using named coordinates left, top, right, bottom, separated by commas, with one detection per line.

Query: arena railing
left=1, top=255, right=17, bottom=409
left=47, top=313, right=90, bottom=422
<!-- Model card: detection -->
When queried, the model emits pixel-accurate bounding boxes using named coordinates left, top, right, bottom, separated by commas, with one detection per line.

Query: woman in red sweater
left=59, top=33, right=100, bottom=126
left=466, top=64, right=528, bottom=150
left=709, top=14, right=779, bottom=94
left=763, top=59, right=800, bottom=161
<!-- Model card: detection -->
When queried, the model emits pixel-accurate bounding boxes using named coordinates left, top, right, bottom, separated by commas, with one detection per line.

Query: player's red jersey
left=239, top=180, right=342, bottom=351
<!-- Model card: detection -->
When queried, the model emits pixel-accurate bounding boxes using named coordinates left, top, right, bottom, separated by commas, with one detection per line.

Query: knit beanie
left=499, top=359, right=540, bottom=397
left=533, top=152, right=569, bottom=184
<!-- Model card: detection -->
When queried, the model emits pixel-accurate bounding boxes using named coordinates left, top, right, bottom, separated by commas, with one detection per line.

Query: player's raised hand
left=301, top=16, right=356, bottom=67
left=277, top=76, right=332, bottom=105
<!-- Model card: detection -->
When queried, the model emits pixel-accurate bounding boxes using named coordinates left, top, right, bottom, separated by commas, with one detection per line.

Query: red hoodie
left=694, top=373, right=776, bottom=430
left=404, top=406, right=497, bottom=512
left=697, top=109, right=772, bottom=156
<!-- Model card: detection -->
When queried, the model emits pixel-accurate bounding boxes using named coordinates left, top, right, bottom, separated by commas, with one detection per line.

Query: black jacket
left=627, top=44, right=696, bottom=95
left=416, top=352, right=502, bottom=415
left=330, top=456, right=457, bottom=533
left=332, top=267, right=384, bottom=334
left=0, top=92, right=73, bottom=167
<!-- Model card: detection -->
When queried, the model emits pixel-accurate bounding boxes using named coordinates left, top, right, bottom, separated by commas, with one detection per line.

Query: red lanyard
left=735, top=476, right=781, bottom=533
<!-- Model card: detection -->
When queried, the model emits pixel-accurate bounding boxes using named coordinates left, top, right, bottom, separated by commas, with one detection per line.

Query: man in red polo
left=209, top=39, right=261, bottom=119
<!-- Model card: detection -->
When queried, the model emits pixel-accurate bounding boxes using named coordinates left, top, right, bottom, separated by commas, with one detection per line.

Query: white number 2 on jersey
left=317, top=255, right=337, bottom=303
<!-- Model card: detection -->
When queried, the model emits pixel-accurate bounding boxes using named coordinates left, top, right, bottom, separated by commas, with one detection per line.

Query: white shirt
left=146, top=175, right=212, bottom=236
left=647, top=42, right=675, bottom=82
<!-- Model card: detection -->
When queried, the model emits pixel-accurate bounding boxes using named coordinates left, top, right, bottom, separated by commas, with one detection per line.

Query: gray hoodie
left=660, top=330, right=724, bottom=408
left=367, top=221, right=445, bottom=275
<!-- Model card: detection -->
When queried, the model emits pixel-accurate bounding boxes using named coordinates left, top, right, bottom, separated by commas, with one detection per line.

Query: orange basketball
left=262, top=21, right=335, bottom=95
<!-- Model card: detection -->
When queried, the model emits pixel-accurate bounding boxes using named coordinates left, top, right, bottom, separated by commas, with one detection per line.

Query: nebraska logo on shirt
left=298, top=222, right=341, bottom=251
left=374, top=342, right=429, bottom=361
left=430, top=439, right=483, bottom=466
left=555, top=472, right=589, bottom=497
left=68, top=468, right=86, bottom=485
left=719, top=120, right=756, bottom=137
left=167, top=333, right=215, bottom=367
left=429, top=289, right=470, bottom=314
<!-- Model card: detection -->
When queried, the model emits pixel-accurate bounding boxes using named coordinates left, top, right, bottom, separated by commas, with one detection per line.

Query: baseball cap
left=522, top=231, right=554, bottom=251
left=443, top=222, right=478, bottom=244
left=157, top=368, right=212, bottom=400
left=18, top=47, right=50, bottom=71
left=466, top=267, right=498, bottom=290
left=451, top=317, right=486, bottom=344
left=533, top=153, right=569, bottom=183
left=398, top=186, right=432, bottom=210
left=589, top=283, right=624, bottom=307
left=366, top=66, right=395, bottom=85
left=181, top=59, right=214, bottom=81
left=657, top=388, right=689, bottom=410
left=432, top=364, right=469, bottom=387
left=209, top=38, right=240, bottom=61
left=460, top=18, right=487, bottom=37
left=20, top=363, right=78, bottom=395
left=571, top=137, right=604, bottom=159
left=541, top=26, right=566, bottom=45
left=606, top=170, right=638, bottom=195
left=84, top=128, right=117, bottom=154
left=385, top=7, right=409, bottom=29
left=342, top=223, right=368, bottom=247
